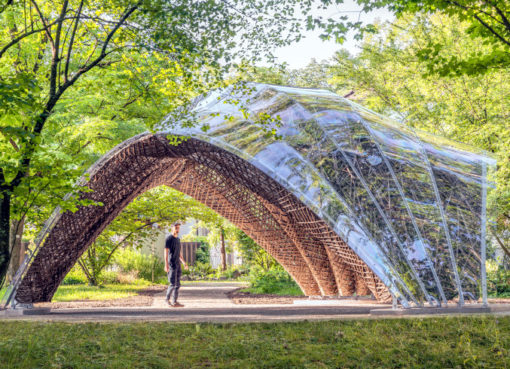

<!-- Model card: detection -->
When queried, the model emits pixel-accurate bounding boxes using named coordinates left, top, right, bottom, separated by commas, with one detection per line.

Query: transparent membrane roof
left=166, top=83, right=496, bottom=306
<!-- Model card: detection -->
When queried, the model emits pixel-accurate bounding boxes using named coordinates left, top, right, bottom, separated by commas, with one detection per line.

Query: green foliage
left=318, top=1, right=510, bottom=75
left=114, top=248, right=165, bottom=282
left=192, top=236, right=210, bottom=264
left=247, top=265, right=303, bottom=296
left=232, top=229, right=302, bottom=294
left=188, top=261, right=214, bottom=279
left=61, top=266, right=88, bottom=286
left=212, top=265, right=247, bottom=280
left=236, top=59, right=333, bottom=89
left=234, top=229, right=279, bottom=271
left=487, top=262, right=510, bottom=298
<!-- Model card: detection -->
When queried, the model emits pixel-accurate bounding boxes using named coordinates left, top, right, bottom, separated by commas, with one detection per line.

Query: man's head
left=171, top=222, right=181, bottom=236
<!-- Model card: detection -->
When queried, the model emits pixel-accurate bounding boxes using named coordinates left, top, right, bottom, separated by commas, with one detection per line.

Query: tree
left=314, top=0, right=510, bottom=75
left=191, top=217, right=237, bottom=271
left=0, top=0, right=331, bottom=286
left=234, top=228, right=278, bottom=271
left=236, top=59, right=333, bottom=89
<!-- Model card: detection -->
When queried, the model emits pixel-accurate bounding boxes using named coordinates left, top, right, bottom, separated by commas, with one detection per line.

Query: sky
left=271, top=1, right=394, bottom=69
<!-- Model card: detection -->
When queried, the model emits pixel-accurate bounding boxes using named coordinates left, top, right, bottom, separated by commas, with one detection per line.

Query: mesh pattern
left=15, top=134, right=390, bottom=303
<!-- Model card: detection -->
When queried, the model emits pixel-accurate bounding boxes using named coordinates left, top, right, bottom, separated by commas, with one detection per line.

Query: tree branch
left=0, top=0, right=14, bottom=14
left=8, top=2, right=139, bottom=192
left=64, top=0, right=83, bottom=82
left=490, top=226, right=510, bottom=259
left=30, top=0, right=54, bottom=47
left=490, top=1, right=510, bottom=34
left=99, top=222, right=153, bottom=271
left=49, top=0, right=69, bottom=99
left=473, top=13, right=510, bottom=47
left=0, top=17, right=66, bottom=59
left=77, top=258, right=93, bottom=281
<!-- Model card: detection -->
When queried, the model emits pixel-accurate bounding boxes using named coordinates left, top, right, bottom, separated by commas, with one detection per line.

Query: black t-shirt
left=165, top=234, right=181, bottom=269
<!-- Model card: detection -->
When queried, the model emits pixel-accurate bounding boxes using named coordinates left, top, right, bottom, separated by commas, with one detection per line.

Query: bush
left=99, top=270, right=119, bottom=284
left=62, top=266, right=88, bottom=285
left=248, top=265, right=303, bottom=296
left=213, top=265, right=247, bottom=280
left=488, top=262, right=510, bottom=297
left=193, top=236, right=210, bottom=264
left=114, top=248, right=166, bottom=282
left=188, top=261, right=213, bottom=279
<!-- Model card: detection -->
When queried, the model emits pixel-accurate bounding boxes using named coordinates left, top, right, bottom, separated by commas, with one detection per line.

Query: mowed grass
left=0, top=317, right=509, bottom=368
left=51, top=284, right=152, bottom=302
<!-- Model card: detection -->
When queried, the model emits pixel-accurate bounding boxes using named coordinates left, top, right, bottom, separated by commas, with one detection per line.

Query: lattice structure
left=7, top=83, right=495, bottom=308
left=14, top=134, right=390, bottom=303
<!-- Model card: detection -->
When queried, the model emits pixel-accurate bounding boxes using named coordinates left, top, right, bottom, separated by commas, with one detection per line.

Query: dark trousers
left=166, top=266, right=181, bottom=304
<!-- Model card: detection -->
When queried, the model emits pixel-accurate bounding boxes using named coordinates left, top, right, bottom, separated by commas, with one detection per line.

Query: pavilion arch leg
left=257, top=195, right=339, bottom=296
left=15, top=157, right=187, bottom=303
left=323, top=246, right=356, bottom=296
left=355, top=275, right=371, bottom=296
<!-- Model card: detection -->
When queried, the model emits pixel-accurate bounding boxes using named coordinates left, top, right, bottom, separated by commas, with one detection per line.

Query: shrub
left=487, top=261, right=510, bottom=297
left=99, top=270, right=119, bottom=284
left=248, top=265, right=303, bottom=296
left=193, top=236, right=210, bottom=264
left=155, top=276, right=168, bottom=285
left=114, top=248, right=166, bottom=282
left=213, top=265, right=247, bottom=280
left=188, top=261, right=213, bottom=279
left=62, top=266, right=88, bottom=285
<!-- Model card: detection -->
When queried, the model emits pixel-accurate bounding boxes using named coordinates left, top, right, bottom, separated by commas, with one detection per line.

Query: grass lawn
left=53, top=280, right=250, bottom=302
left=0, top=316, right=508, bottom=368
left=51, top=284, right=154, bottom=302
left=3, top=280, right=243, bottom=304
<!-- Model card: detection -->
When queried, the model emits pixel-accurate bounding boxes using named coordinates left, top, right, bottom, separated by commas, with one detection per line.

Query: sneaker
left=169, top=302, right=184, bottom=308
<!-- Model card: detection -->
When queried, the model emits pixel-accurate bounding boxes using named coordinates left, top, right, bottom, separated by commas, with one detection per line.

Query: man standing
left=164, top=222, right=188, bottom=307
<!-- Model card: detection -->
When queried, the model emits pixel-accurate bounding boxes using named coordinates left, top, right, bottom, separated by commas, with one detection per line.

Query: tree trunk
left=0, top=192, right=11, bottom=287
left=6, top=216, right=25, bottom=283
left=220, top=228, right=226, bottom=271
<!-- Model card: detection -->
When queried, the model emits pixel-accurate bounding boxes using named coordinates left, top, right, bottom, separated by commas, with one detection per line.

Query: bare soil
left=34, top=286, right=166, bottom=309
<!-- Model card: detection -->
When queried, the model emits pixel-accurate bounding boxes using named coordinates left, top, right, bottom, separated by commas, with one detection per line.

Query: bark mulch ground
left=226, top=288, right=307, bottom=304
left=226, top=288, right=398, bottom=305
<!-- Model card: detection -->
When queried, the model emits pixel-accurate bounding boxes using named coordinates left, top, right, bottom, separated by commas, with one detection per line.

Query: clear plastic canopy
left=166, top=83, right=496, bottom=306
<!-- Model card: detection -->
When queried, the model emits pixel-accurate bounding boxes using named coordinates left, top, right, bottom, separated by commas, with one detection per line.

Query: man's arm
left=164, top=248, right=169, bottom=273
left=180, top=255, right=189, bottom=270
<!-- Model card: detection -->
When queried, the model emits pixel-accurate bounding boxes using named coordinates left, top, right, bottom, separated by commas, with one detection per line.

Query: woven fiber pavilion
left=3, top=83, right=496, bottom=309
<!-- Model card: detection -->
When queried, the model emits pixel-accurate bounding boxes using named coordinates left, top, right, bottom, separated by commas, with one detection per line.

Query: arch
left=5, top=83, right=494, bottom=308
left=14, top=134, right=389, bottom=303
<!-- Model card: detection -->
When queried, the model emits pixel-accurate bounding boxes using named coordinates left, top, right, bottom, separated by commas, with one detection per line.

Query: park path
left=150, top=282, right=241, bottom=309
left=2, top=282, right=508, bottom=323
